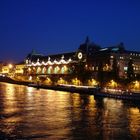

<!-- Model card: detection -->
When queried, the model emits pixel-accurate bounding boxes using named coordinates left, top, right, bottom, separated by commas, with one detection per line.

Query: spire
left=85, top=36, right=90, bottom=44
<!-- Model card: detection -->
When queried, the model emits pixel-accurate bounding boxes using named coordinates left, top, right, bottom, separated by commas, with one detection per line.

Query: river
left=0, top=82, right=140, bottom=139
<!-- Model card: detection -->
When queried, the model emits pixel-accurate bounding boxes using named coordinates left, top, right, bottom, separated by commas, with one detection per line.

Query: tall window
left=37, top=67, right=41, bottom=74
left=54, top=66, right=60, bottom=74
left=42, top=67, right=46, bottom=74
left=61, top=66, right=67, bottom=74
left=47, top=66, right=52, bottom=74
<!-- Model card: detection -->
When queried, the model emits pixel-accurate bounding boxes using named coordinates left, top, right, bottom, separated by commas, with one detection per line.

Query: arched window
left=42, top=67, right=46, bottom=74
left=47, top=66, right=52, bottom=74
left=54, top=66, right=60, bottom=74
left=37, top=67, right=41, bottom=74
left=61, top=66, right=67, bottom=74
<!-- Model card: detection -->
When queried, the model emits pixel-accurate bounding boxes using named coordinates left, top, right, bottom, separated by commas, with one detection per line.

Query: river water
left=0, top=82, right=140, bottom=140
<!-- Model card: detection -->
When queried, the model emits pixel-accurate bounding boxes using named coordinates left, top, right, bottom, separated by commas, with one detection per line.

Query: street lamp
left=8, top=64, right=14, bottom=77
left=8, top=64, right=13, bottom=69
left=110, top=80, right=118, bottom=88
left=134, top=80, right=140, bottom=90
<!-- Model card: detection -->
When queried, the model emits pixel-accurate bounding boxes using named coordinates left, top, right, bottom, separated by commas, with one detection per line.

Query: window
left=124, top=67, right=128, bottom=71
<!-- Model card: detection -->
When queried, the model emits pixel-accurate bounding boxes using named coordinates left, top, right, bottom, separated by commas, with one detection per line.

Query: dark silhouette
left=127, top=59, right=134, bottom=81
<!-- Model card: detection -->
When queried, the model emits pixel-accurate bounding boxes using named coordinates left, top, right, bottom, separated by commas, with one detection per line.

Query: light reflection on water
left=0, top=82, right=140, bottom=139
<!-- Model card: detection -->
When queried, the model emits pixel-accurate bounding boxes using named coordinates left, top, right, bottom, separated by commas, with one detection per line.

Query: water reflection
left=0, top=82, right=140, bottom=139
left=128, top=107, right=140, bottom=139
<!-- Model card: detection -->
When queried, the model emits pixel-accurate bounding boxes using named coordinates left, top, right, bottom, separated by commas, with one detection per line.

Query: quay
left=28, top=84, right=140, bottom=101
left=0, top=76, right=140, bottom=101
left=94, top=91, right=140, bottom=101
left=28, top=83, right=99, bottom=94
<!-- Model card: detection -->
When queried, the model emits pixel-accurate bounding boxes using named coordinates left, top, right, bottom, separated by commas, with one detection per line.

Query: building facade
left=24, top=37, right=140, bottom=82
left=1, top=37, right=139, bottom=84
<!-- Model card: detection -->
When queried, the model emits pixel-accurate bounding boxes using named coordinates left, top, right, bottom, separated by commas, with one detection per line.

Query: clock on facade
left=78, top=52, right=83, bottom=59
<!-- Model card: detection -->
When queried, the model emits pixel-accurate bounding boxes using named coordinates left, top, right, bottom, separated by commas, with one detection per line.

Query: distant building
left=0, top=62, right=25, bottom=77
left=1, top=63, right=15, bottom=76
left=1, top=65, right=9, bottom=74
left=94, top=43, right=140, bottom=78
left=15, top=62, right=25, bottom=75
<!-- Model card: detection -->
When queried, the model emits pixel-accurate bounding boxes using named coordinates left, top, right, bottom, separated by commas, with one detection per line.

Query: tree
left=111, top=58, right=119, bottom=80
left=127, top=59, right=134, bottom=81
left=97, top=61, right=104, bottom=86
left=136, top=74, right=140, bottom=80
left=71, top=62, right=92, bottom=85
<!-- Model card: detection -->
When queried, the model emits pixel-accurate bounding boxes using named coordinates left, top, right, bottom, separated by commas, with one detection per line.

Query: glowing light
left=88, top=79, right=98, bottom=86
left=106, top=80, right=118, bottom=88
left=28, top=67, right=31, bottom=72
left=28, top=57, right=73, bottom=67
left=134, top=81, right=140, bottom=89
left=110, top=80, right=118, bottom=87
left=128, top=81, right=140, bottom=92
left=54, top=60, right=61, bottom=65
left=37, top=67, right=41, bottom=74
left=54, top=66, right=60, bottom=74
left=78, top=52, right=83, bottom=59
left=57, top=77, right=67, bottom=85
left=8, top=64, right=13, bottom=69
left=44, top=77, right=52, bottom=85
left=131, top=81, right=140, bottom=91
left=72, top=78, right=81, bottom=85
left=61, top=66, right=68, bottom=74
left=48, top=66, right=52, bottom=74
left=42, top=67, right=46, bottom=74
left=29, top=76, right=32, bottom=81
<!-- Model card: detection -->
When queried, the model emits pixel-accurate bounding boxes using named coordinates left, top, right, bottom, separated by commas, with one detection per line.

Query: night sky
left=0, top=0, right=140, bottom=62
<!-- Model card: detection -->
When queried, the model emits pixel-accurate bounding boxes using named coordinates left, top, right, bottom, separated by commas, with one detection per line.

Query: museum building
left=24, top=37, right=140, bottom=80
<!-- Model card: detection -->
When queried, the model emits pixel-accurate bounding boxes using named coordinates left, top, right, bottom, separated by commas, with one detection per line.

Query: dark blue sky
left=0, top=0, right=140, bottom=62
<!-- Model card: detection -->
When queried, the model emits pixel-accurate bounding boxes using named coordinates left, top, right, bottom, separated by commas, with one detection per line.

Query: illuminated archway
left=42, top=67, right=46, bottom=74
left=61, top=66, right=67, bottom=74
left=47, top=66, right=52, bottom=74
left=33, top=67, right=36, bottom=74
left=37, top=67, right=41, bottom=74
left=54, top=66, right=60, bottom=74
left=28, top=67, right=31, bottom=74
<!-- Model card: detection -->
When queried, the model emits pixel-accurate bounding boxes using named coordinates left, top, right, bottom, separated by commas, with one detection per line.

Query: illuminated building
left=15, top=62, right=25, bottom=75
left=1, top=65, right=10, bottom=75
left=24, top=37, right=100, bottom=79
left=0, top=37, right=139, bottom=83
left=0, top=62, right=25, bottom=77
left=24, top=37, right=140, bottom=81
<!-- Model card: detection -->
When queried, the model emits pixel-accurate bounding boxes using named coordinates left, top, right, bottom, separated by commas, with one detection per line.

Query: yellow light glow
left=128, top=81, right=140, bottom=92
left=44, top=77, right=52, bottom=85
left=29, top=76, right=32, bottom=81
left=134, top=81, right=140, bottom=89
left=28, top=67, right=31, bottom=71
left=72, top=78, right=81, bottom=85
left=111, top=80, right=117, bottom=87
left=132, top=80, right=140, bottom=91
left=57, top=77, right=67, bottom=85
left=88, top=79, right=98, bottom=86
left=8, top=64, right=13, bottom=69
left=107, top=80, right=118, bottom=88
